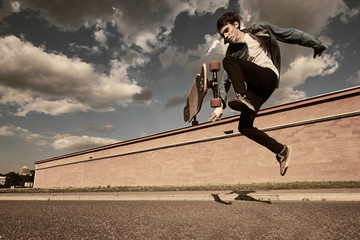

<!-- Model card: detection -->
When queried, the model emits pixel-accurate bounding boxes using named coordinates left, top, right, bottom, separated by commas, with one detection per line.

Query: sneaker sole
left=281, top=147, right=293, bottom=176
left=228, top=99, right=255, bottom=115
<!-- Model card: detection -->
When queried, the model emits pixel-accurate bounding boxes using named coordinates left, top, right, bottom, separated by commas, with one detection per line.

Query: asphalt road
left=1, top=200, right=359, bottom=239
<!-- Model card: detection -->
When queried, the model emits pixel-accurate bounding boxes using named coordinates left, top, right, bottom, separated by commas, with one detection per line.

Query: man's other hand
left=313, top=45, right=327, bottom=59
left=209, top=107, right=223, bottom=122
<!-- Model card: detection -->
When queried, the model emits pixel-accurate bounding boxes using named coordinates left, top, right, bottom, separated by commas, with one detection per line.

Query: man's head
left=217, top=12, right=242, bottom=43
left=217, top=12, right=240, bottom=31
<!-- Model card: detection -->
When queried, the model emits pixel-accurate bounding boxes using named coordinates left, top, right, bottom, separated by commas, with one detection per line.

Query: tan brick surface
left=34, top=88, right=360, bottom=188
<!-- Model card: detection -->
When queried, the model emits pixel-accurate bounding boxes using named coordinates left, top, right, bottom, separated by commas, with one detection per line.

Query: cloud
left=87, top=124, right=115, bottom=133
left=17, top=0, right=228, bottom=52
left=93, top=20, right=108, bottom=49
left=346, top=70, right=360, bottom=85
left=282, top=54, right=339, bottom=88
left=159, top=46, right=193, bottom=69
left=51, top=134, right=118, bottom=151
left=0, top=0, right=18, bottom=29
left=132, top=89, right=153, bottom=103
left=160, top=34, right=227, bottom=74
left=36, top=140, right=47, bottom=146
left=159, top=47, right=177, bottom=69
left=339, top=5, right=360, bottom=23
left=268, top=52, right=340, bottom=106
left=108, top=0, right=228, bottom=52
left=0, top=125, right=28, bottom=136
left=94, top=29, right=107, bottom=47
left=9, top=1, right=21, bottom=12
left=164, top=95, right=187, bottom=109
left=0, top=124, right=44, bottom=145
left=0, top=35, right=146, bottom=116
left=187, top=35, right=228, bottom=75
left=68, top=43, right=100, bottom=55
left=21, top=0, right=114, bottom=30
left=239, top=0, right=359, bottom=35
left=0, top=124, right=119, bottom=151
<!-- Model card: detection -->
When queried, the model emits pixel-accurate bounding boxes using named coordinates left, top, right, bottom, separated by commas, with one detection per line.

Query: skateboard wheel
left=211, top=98, right=222, bottom=108
left=209, top=61, right=220, bottom=72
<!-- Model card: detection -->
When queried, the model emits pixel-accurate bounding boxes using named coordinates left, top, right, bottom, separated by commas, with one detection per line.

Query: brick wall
left=34, top=87, right=360, bottom=188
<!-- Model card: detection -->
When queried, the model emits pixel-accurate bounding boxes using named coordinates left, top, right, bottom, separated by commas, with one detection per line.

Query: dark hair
left=217, top=12, right=241, bottom=31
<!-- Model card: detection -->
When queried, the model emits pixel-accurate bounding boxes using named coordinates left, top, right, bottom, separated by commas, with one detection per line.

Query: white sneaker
left=228, top=94, right=255, bottom=114
left=276, top=145, right=293, bottom=176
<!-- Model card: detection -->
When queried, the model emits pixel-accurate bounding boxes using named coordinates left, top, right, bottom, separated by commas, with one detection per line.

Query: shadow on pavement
left=211, top=191, right=272, bottom=205
left=211, top=194, right=232, bottom=205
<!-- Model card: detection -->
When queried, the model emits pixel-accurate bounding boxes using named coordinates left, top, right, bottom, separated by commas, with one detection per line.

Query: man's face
left=218, top=22, right=240, bottom=43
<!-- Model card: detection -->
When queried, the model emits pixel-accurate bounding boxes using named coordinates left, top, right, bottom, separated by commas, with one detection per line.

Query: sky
left=0, top=0, right=359, bottom=173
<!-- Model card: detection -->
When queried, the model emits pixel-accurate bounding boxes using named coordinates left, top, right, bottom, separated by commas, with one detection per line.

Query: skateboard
left=184, top=61, right=222, bottom=125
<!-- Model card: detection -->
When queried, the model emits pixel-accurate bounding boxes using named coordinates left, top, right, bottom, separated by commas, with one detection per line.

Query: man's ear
left=234, top=21, right=240, bottom=29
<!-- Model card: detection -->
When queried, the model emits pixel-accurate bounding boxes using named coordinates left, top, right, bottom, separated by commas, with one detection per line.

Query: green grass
left=0, top=181, right=359, bottom=194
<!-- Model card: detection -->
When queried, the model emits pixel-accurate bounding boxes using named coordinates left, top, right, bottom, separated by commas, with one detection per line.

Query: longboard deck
left=184, top=64, right=207, bottom=122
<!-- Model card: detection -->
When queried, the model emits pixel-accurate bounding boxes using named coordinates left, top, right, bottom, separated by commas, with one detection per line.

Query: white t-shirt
left=243, top=33, right=279, bottom=78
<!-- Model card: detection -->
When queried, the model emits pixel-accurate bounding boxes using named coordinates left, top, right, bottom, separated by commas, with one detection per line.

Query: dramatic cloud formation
left=239, top=0, right=358, bottom=32
left=269, top=52, right=340, bottom=105
left=18, top=0, right=228, bottom=52
left=6, top=0, right=356, bottom=111
left=0, top=35, right=145, bottom=116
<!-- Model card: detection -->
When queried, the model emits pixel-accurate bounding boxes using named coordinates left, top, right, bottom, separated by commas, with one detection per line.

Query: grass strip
left=0, top=181, right=359, bottom=194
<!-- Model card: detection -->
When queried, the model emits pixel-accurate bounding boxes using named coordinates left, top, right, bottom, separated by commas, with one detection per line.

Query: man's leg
left=238, top=89, right=284, bottom=154
left=239, top=114, right=284, bottom=154
left=223, top=56, right=292, bottom=175
left=223, top=55, right=282, bottom=153
left=239, top=88, right=292, bottom=176
left=223, top=56, right=278, bottom=113
left=223, top=56, right=278, bottom=94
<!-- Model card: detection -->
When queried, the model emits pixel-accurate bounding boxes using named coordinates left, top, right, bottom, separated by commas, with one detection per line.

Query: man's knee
left=222, top=56, right=234, bottom=69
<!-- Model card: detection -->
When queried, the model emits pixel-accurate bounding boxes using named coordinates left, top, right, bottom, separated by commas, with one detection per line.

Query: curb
left=1, top=190, right=360, bottom=202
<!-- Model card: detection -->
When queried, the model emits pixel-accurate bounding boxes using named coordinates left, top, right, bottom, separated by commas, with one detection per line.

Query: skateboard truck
left=183, top=61, right=222, bottom=125
left=208, top=61, right=222, bottom=108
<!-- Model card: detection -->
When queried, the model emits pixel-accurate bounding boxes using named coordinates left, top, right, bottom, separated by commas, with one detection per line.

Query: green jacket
left=219, top=22, right=327, bottom=108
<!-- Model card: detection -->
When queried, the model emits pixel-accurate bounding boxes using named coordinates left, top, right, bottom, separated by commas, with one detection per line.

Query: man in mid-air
left=209, top=12, right=327, bottom=176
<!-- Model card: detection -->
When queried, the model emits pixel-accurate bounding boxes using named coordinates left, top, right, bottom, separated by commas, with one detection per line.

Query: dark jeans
left=223, top=56, right=284, bottom=154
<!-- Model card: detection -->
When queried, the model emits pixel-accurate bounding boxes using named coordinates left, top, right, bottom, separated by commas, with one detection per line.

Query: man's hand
left=313, top=45, right=327, bottom=59
left=209, top=107, right=223, bottom=122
